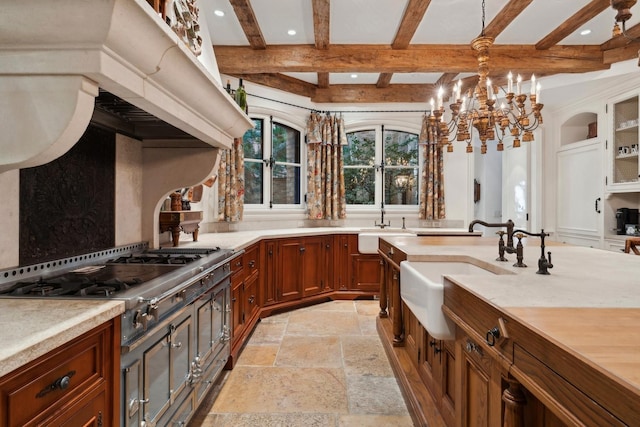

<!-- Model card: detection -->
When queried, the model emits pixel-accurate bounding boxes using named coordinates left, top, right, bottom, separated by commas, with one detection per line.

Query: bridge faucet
left=468, top=219, right=516, bottom=261
left=375, top=204, right=391, bottom=229
left=511, top=229, right=554, bottom=275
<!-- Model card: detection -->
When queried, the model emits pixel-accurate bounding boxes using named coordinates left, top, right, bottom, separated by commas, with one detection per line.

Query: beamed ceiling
left=204, top=0, right=640, bottom=103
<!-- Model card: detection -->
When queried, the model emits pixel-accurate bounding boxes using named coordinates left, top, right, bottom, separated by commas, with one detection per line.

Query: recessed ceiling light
left=287, top=29, right=297, bottom=36
left=350, top=74, right=358, bottom=79
left=580, top=29, right=591, bottom=36
left=214, top=10, right=224, bottom=17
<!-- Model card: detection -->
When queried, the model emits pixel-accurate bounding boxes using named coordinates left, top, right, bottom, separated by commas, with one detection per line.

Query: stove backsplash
left=20, top=125, right=116, bottom=265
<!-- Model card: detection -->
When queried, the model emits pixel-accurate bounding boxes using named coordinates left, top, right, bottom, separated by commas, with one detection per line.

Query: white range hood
left=0, top=0, right=252, bottom=173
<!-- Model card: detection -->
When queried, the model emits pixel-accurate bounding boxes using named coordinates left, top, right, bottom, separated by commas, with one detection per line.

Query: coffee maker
left=616, top=208, right=639, bottom=235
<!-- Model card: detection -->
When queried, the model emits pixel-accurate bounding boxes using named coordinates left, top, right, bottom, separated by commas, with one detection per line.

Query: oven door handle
left=137, top=264, right=230, bottom=307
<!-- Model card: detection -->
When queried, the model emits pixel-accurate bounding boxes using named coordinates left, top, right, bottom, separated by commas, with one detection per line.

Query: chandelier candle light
left=426, top=0, right=543, bottom=154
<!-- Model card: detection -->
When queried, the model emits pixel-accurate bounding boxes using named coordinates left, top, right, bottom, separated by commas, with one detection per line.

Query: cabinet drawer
left=244, top=244, right=259, bottom=277
left=513, top=344, right=626, bottom=426
left=443, top=282, right=513, bottom=364
left=230, top=254, right=244, bottom=280
left=0, top=326, right=108, bottom=427
left=378, top=239, right=406, bottom=266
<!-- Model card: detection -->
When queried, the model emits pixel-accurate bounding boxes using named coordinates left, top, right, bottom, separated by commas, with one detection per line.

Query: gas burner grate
left=146, top=247, right=221, bottom=255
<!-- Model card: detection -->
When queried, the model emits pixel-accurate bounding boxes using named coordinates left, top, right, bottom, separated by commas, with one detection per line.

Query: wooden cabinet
left=0, top=318, right=119, bottom=427
left=229, top=243, right=260, bottom=367
left=261, top=236, right=332, bottom=308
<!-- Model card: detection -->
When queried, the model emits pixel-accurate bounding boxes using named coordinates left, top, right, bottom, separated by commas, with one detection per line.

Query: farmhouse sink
left=399, top=261, right=506, bottom=340
left=357, top=229, right=416, bottom=254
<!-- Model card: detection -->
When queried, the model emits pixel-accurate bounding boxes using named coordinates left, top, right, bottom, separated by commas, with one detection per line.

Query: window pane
left=272, top=164, right=300, bottom=204
left=384, top=130, right=418, bottom=166
left=344, top=167, right=375, bottom=205
left=385, top=168, right=419, bottom=205
left=244, top=160, right=263, bottom=204
left=344, top=130, right=375, bottom=166
left=272, top=122, right=300, bottom=163
left=243, top=119, right=263, bottom=160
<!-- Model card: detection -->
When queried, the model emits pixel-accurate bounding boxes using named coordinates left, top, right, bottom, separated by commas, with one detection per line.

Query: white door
left=502, top=142, right=530, bottom=231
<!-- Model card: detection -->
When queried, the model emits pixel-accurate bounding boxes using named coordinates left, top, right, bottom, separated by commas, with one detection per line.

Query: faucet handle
left=514, top=233, right=525, bottom=240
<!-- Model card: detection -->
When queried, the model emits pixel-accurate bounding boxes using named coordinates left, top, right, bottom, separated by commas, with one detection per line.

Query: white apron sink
left=399, top=261, right=508, bottom=340
left=357, top=229, right=416, bottom=254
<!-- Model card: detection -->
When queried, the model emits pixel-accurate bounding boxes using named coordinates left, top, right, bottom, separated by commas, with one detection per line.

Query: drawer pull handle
left=36, top=370, right=76, bottom=398
left=486, top=327, right=500, bottom=346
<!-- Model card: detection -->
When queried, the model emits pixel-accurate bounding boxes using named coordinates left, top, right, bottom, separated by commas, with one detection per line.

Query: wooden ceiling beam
left=317, top=72, right=330, bottom=88
left=234, top=73, right=316, bottom=98
left=603, top=43, right=640, bottom=64
left=229, top=0, right=266, bottom=49
left=536, top=0, right=609, bottom=50
left=215, top=44, right=608, bottom=74
left=376, top=73, right=393, bottom=88
left=393, top=0, right=432, bottom=49
left=312, top=0, right=330, bottom=49
left=483, top=0, right=533, bottom=39
left=313, top=84, right=433, bottom=103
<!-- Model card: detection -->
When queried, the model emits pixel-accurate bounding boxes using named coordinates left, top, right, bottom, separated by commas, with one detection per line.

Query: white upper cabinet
left=607, top=92, right=640, bottom=191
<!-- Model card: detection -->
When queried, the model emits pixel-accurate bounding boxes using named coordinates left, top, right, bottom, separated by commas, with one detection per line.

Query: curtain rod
left=247, top=92, right=428, bottom=114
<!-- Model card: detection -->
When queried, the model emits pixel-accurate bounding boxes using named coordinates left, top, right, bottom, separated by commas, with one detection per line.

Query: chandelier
left=426, top=0, right=543, bottom=154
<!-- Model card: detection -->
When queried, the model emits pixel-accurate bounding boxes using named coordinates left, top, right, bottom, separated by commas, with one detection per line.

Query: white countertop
left=0, top=299, right=124, bottom=377
left=382, top=236, right=640, bottom=308
left=176, top=227, right=479, bottom=251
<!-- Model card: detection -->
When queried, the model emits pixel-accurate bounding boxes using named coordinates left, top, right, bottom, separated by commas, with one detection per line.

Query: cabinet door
left=334, top=234, right=353, bottom=290
left=243, top=271, right=259, bottom=322
left=351, top=254, right=381, bottom=292
left=301, top=235, right=328, bottom=297
left=557, top=141, right=602, bottom=240
left=609, top=94, right=640, bottom=187
left=456, top=333, right=502, bottom=427
left=261, top=240, right=277, bottom=306
left=231, top=283, right=244, bottom=342
left=277, top=239, right=304, bottom=302
left=419, top=329, right=443, bottom=404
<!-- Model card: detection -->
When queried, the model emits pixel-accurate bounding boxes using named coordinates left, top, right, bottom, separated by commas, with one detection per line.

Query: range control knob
left=133, top=310, right=149, bottom=330
left=147, top=304, right=159, bottom=322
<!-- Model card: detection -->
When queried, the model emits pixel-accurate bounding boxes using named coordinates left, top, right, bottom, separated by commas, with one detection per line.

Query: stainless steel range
left=0, top=242, right=239, bottom=427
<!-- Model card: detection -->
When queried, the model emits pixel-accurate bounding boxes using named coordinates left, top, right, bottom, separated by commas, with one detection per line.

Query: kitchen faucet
left=510, top=229, right=554, bottom=274
left=375, top=203, right=391, bottom=229
left=468, top=219, right=516, bottom=261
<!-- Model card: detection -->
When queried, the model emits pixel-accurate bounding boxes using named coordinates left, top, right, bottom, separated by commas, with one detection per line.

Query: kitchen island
left=377, top=235, right=640, bottom=426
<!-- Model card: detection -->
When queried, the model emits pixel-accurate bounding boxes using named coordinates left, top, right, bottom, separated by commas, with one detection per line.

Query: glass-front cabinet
left=609, top=93, right=640, bottom=190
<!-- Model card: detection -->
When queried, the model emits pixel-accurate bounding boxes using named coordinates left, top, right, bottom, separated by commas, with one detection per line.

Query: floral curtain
left=306, top=112, right=347, bottom=220
left=217, top=137, right=244, bottom=222
left=419, top=114, right=446, bottom=219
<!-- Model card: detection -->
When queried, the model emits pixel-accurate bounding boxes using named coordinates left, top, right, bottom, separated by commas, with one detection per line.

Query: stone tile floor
left=189, top=300, right=414, bottom=426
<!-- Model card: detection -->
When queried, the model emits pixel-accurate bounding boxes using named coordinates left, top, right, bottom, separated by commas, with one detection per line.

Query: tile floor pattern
left=190, top=300, right=414, bottom=426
